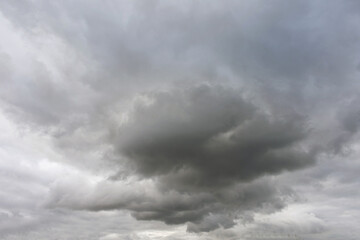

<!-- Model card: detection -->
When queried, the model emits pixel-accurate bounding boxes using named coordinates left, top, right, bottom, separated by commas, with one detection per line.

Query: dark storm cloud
left=116, top=85, right=314, bottom=190
left=42, top=84, right=309, bottom=231
left=129, top=180, right=292, bottom=232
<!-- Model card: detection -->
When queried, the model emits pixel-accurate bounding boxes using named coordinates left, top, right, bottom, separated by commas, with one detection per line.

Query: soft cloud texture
left=1, top=0, right=360, bottom=239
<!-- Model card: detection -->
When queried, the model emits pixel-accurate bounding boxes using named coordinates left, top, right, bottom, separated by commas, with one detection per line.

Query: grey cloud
left=116, top=85, right=314, bottom=190
left=46, top=175, right=295, bottom=233
left=60, top=83, right=312, bottom=228
left=186, top=214, right=235, bottom=233
left=4, top=0, right=360, bottom=94
left=1, top=0, right=360, bottom=238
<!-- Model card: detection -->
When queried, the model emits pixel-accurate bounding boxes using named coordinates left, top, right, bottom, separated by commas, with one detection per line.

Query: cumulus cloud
left=115, top=84, right=314, bottom=189
left=34, top=83, right=312, bottom=231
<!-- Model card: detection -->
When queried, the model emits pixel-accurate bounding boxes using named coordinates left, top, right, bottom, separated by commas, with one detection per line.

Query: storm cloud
left=41, top=84, right=310, bottom=231
left=116, top=85, right=313, bottom=188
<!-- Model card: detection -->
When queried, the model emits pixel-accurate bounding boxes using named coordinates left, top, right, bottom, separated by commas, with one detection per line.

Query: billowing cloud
left=37, top=84, right=313, bottom=230
left=116, top=85, right=313, bottom=188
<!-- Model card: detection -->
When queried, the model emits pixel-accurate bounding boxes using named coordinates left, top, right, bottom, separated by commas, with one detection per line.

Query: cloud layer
left=1, top=0, right=360, bottom=239
left=116, top=85, right=313, bottom=188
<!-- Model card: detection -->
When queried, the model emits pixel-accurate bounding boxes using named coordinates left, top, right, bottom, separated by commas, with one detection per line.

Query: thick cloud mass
left=1, top=0, right=360, bottom=239
left=117, top=85, right=313, bottom=189
left=41, top=85, right=308, bottom=231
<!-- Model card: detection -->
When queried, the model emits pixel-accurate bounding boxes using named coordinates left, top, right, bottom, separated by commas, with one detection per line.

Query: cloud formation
left=1, top=0, right=360, bottom=239
left=33, top=83, right=314, bottom=231
left=116, top=85, right=313, bottom=188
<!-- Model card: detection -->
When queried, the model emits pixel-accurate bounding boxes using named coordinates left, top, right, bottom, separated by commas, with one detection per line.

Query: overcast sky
left=1, top=1, right=360, bottom=239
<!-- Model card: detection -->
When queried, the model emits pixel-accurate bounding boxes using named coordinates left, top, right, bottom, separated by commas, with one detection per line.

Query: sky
left=1, top=0, right=360, bottom=239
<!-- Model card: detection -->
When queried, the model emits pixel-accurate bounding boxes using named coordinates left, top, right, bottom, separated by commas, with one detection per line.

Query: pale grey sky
left=1, top=1, right=360, bottom=239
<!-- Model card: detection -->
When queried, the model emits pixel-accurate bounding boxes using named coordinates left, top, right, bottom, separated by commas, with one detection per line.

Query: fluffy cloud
left=116, top=85, right=313, bottom=188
